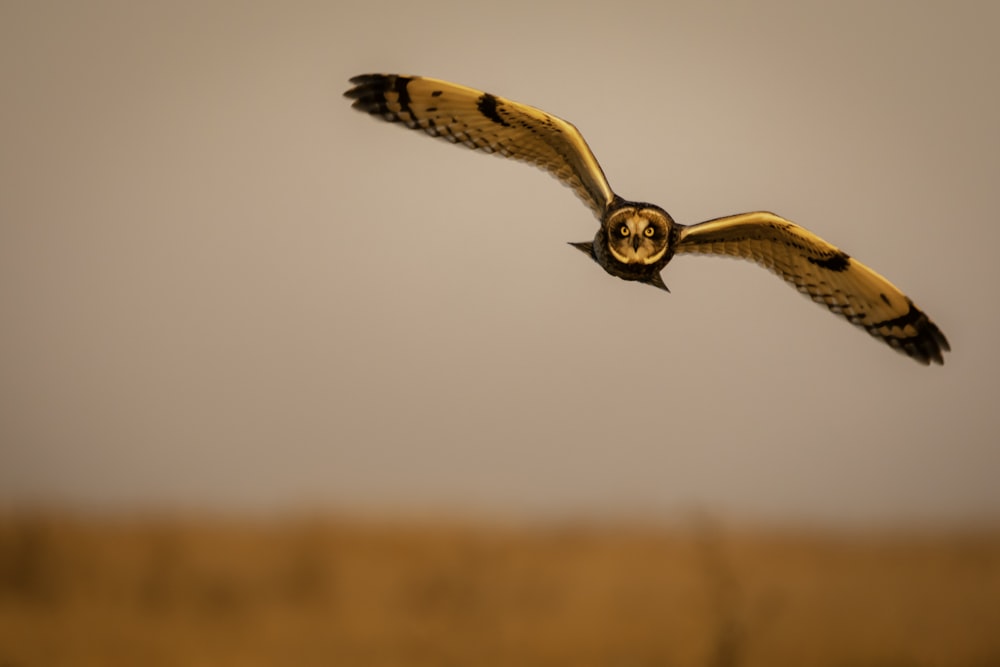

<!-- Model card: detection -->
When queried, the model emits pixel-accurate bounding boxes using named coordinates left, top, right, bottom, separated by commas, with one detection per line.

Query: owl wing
left=674, top=211, right=949, bottom=364
left=345, top=74, right=616, bottom=219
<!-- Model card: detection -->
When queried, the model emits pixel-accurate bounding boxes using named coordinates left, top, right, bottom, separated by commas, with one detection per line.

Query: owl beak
left=632, top=235, right=641, bottom=251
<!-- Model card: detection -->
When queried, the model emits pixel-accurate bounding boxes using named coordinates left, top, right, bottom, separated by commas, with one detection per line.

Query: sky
left=1, top=1, right=998, bottom=526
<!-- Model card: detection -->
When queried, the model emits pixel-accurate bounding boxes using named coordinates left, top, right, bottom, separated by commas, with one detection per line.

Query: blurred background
left=2, top=1, right=999, bottom=665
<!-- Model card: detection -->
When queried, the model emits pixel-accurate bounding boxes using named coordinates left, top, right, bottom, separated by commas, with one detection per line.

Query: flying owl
left=345, top=74, right=950, bottom=365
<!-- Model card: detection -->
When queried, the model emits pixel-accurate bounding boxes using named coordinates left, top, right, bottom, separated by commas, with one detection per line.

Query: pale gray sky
left=1, top=1, right=998, bottom=525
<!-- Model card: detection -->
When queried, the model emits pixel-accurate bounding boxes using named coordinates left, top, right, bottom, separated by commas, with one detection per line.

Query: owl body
left=574, top=200, right=679, bottom=291
left=345, top=74, right=950, bottom=365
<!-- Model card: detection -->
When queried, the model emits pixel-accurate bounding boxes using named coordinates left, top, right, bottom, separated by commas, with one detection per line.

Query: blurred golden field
left=1, top=514, right=999, bottom=667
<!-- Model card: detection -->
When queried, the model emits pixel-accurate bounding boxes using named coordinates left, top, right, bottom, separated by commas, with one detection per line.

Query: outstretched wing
left=345, top=74, right=616, bottom=218
left=674, top=211, right=949, bottom=364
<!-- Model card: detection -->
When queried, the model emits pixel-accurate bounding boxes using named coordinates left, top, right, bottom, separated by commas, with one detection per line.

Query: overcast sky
left=2, top=1, right=998, bottom=525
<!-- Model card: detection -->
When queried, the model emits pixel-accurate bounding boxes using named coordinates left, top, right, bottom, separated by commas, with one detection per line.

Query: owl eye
left=644, top=226, right=655, bottom=238
left=619, top=225, right=630, bottom=237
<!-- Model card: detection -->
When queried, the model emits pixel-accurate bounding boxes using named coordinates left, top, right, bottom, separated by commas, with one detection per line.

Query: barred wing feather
left=675, top=212, right=949, bottom=364
left=345, top=74, right=616, bottom=218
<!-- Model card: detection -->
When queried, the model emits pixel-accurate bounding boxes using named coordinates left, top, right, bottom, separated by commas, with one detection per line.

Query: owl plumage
left=345, top=74, right=950, bottom=365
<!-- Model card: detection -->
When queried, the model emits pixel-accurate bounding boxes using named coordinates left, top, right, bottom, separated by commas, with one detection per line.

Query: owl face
left=604, top=206, right=673, bottom=266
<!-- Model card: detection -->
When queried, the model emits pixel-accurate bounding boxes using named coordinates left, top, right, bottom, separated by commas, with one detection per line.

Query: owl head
left=603, top=205, right=674, bottom=267
left=570, top=202, right=677, bottom=291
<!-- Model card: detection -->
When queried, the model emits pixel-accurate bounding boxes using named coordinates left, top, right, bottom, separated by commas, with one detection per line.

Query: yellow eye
left=619, top=225, right=630, bottom=236
left=644, top=226, right=655, bottom=237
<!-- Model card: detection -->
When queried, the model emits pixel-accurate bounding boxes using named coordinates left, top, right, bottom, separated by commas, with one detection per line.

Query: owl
left=345, top=74, right=950, bottom=365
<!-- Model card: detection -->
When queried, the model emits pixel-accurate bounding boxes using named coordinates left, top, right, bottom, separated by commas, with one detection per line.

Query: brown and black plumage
left=345, top=74, right=949, bottom=365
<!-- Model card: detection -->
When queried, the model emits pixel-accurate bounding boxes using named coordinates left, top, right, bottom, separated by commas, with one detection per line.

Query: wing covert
left=345, top=74, right=616, bottom=218
left=675, top=212, right=949, bottom=364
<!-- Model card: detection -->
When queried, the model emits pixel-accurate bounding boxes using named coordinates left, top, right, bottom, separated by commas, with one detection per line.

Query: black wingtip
left=913, top=320, right=950, bottom=365
left=344, top=74, right=373, bottom=99
left=344, top=74, right=416, bottom=119
left=902, top=301, right=949, bottom=366
left=345, top=73, right=388, bottom=94
left=869, top=299, right=950, bottom=365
